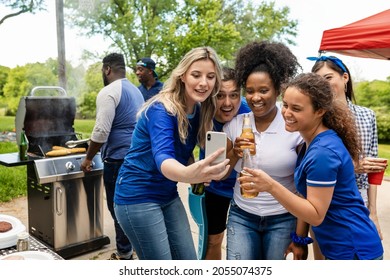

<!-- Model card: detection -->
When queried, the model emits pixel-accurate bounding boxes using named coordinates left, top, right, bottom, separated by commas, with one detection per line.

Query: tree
left=0, top=0, right=46, bottom=25
left=355, top=79, right=390, bottom=142
left=2, top=62, right=57, bottom=115
left=0, top=65, right=10, bottom=97
left=65, top=0, right=297, bottom=79
left=77, top=62, right=101, bottom=118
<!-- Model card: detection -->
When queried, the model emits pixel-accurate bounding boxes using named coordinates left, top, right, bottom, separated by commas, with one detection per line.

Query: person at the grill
left=136, top=57, right=164, bottom=101
left=114, top=47, right=230, bottom=260
left=81, top=53, right=144, bottom=260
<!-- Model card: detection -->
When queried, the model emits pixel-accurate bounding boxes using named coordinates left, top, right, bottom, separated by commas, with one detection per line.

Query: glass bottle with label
left=240, top=114, right=255, bottom=155
left=19, top=130, right=28, bottom=161
left=240, top=148, right=258, bottom=198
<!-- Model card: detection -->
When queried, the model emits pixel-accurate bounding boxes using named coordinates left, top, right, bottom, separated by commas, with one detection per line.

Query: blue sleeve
left=305, top=147, right=340, bottom=187
left=146, top=104, right=177, bottom=173
left=238, top=98, right=251, bottom=114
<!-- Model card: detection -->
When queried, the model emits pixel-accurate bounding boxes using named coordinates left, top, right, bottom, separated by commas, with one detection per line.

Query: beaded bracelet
left=290, top=232, right=313, bottom=246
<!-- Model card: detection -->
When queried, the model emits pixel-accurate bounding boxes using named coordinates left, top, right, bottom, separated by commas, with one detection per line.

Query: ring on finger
left=250, top=182, right=254, bottom=186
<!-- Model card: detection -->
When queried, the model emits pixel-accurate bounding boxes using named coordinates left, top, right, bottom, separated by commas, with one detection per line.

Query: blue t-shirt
left=114, top=102, right=200, bottom=205
left=295, top=130, right=383, bottom=260
left=138, top=80, right=164, bottom=101
left=199, top=99, right=251, bottom=198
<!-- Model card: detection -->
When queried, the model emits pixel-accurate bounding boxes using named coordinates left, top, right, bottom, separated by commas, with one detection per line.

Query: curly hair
left=234, top=41, right=301, bottom=93
left=285, top=73, right=361, bottom=161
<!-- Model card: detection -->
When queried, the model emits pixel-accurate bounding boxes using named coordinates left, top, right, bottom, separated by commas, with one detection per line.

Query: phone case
left=205, top=131, right=227, bottom=165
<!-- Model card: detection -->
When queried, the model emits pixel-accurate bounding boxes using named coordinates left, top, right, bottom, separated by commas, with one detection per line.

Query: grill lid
left=15, top=87, right=79, bottom=155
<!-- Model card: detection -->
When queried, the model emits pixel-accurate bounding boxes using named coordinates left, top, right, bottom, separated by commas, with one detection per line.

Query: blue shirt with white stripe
left=295, top=129, right=383, bottom=259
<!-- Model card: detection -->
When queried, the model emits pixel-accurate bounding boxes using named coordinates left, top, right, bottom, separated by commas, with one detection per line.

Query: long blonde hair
left=138, top=47, right=222, bottom=148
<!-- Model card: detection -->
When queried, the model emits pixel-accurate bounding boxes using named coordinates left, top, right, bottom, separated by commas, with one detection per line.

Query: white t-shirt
left=223, top=106, right=303, bottom=216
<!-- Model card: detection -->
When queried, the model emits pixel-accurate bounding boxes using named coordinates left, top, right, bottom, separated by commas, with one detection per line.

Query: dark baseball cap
left=137, top=57, right=158, bottom=77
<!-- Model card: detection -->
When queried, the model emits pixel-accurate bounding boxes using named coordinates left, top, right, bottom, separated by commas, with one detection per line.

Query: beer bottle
left=19, top=130, right=28, bottom=161
left=240, top=114, right=255, bottom=155
left=240, top=148, right=258, bottom=198
left=192, top=183, right=205, bottom=195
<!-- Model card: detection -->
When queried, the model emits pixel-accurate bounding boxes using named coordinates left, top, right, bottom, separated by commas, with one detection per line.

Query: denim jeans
left=226, top=200, right=296, bottom=260
left=114, top=196, right=197, bottom=260
left=103, top=160, right=133, bottom=259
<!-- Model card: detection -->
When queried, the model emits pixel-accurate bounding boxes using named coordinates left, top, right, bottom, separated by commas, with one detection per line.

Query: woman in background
left=309, top=55, right=387, bottom=259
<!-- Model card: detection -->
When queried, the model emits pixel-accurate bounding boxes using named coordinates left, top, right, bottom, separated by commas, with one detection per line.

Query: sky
left=0, top=0, right=389, bottom=81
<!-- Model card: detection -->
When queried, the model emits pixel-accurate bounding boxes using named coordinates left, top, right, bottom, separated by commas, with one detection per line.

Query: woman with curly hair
left=241, top=73, right=383, bottom=260
left=223, top=41, right=305, bottom=260
left=114, top=47, right=230, bottom=260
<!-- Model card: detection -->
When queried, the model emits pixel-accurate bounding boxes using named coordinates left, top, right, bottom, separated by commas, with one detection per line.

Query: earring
left=344, top=83, right=347, bottom=92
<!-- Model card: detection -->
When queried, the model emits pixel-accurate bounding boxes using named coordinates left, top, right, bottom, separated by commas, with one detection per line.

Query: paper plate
left=1, top=251, right=55, bottom=260
left=0, top=214, right=26, bottom=249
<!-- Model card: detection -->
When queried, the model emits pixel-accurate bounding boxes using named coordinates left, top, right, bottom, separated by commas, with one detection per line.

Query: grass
left=0, top=116, right=389, bottom=202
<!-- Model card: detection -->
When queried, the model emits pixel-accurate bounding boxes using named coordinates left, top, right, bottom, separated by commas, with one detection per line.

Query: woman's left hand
left=238, top=167, right=274, bottom=194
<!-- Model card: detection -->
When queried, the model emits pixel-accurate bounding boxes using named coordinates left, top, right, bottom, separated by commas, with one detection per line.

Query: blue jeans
left=114, top=196, right=197, bottom=260
left=103, top=160, right=132, bottom=259
left=226, top=200, right=296, bottom=260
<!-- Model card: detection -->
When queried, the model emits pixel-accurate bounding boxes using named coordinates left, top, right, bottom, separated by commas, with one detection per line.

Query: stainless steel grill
left=27, top=153, right=109, bottom=259
left=0, top=86, right=110, bottom=259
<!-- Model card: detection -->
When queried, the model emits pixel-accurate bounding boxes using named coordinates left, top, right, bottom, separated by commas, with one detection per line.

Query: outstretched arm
left=240, top=168, right=334, bottom=226
left=161, top=147, right=230, bottom=184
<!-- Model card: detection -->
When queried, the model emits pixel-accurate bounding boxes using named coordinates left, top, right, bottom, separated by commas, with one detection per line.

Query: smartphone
left=205, top=131, right=227, bottom=165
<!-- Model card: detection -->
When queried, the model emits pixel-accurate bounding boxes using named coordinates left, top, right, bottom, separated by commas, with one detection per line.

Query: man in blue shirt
left=198, top=67, right=250, bottom=259
left=136, top=57, right=164, bottom=101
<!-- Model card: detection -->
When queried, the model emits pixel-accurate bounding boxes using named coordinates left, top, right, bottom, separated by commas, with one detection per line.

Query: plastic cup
left=240, top=170, right=259, bottom=198
left=367, top=158, right=387, bottom=185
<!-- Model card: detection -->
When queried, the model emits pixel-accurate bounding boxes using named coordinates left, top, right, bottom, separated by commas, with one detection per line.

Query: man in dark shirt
left=136, top=57, right=164, bottom=101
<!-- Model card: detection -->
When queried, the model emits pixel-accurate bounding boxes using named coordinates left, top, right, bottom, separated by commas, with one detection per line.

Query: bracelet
left=290, top=232, right=313, bottom=246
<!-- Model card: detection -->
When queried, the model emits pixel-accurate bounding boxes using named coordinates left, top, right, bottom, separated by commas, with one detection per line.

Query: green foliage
left=2, top=63, right=57, bottom=114
left=77, top=62, right=101, bottom=118
left=0, top=65, right=10, bottom=97
left=0, top=115, right=15, bottom=131
left=378, top=144, right=390, bottom=177
left=355, top=80, right=390, bottom=108
left=355, top=79, right=390, bottom=142
left=0, top=141, right=26, bottom=202
left=0, top=0, right=46, bottom=25
left=65, top=0, right=298, bottom=79
left=376, top=108, right=390, bottom=143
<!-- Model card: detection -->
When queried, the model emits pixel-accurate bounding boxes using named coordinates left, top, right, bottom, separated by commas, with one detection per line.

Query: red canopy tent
left=319, top=9, right=390, bottom=60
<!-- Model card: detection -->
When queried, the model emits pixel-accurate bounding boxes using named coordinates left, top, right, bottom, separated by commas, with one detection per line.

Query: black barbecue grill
left=15, top=86, right=80, bottom=156
left=0, top=86, right=110, bottom=259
